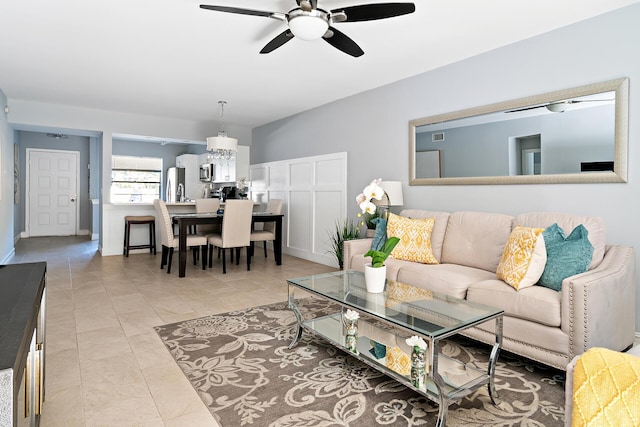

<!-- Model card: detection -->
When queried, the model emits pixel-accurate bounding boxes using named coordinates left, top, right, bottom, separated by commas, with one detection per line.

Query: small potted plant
left=327, top=218, right=360, bottom=269
left=363, top=236, right=399, bottom=293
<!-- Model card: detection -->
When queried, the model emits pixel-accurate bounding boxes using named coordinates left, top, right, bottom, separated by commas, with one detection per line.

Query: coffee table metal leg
left=288, top=289, right=303, bottom=349
left=487, top=316, right=503, bottom=405
left=430, top=341, right=449, bottom=427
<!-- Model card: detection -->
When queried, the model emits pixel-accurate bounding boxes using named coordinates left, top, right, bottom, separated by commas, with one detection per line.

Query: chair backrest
left=220, top=200, right=254, bottom=248
left=154, top=199, right=174, bottom=245
left=263, top=199, right=283, bottom=233
left=195, top=198, right=220, bottom=213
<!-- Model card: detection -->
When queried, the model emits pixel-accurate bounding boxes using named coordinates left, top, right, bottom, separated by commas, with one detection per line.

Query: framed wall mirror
left=409, top=78, right=629, bottom=185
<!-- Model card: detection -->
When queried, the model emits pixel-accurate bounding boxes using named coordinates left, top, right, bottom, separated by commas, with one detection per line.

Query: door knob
left=70, top=194, right=76, bottom=202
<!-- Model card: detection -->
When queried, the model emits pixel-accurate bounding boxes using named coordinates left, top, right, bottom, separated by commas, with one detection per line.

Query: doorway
left=510, top=134, right=542, bottom=175
left=27, top=148, right=80, bottom=236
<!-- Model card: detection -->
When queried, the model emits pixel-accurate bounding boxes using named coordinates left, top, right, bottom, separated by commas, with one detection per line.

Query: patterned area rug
left=154, top=298, right=566, bottom=426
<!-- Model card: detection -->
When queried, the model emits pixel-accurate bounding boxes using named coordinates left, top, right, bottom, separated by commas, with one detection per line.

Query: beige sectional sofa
left=343, top=210, right=636, bottom=370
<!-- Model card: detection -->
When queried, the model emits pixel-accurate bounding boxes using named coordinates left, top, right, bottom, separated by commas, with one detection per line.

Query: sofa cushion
left=397, top=263, right=496, bottom=299
left=467, top=315, right=569, bottom=356
left=538, top=224, right=594, bottom=292
left=399, top=210, right=450, bottom=262
left=387, top=213, right=438, bottom=264
left=496, top=226, right=547, bottom=290
left=467, top=279, right=562, bottom=327
left=441, top=211, right=514, bottom=273
left=513, top=212, right=606, bottom=270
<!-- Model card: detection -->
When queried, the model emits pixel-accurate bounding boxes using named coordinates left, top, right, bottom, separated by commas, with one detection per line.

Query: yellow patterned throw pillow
left=385, top=280, right=434, bottom=308
left=387, top=213, right=439, bottom=264
left=386, top=346, right=411, bottom=376
left=572, top=347, right=640, bottom=427
left=496, top=226, right=546, bottom=290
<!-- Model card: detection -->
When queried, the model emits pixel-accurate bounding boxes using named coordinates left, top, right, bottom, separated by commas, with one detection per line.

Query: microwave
left=199, top=163, right=214, bottom=181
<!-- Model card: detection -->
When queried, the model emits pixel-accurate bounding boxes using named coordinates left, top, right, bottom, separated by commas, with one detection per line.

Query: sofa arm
left=343, top=238, right=373, bottom=270
left=561, top=245, right=636, bottom=359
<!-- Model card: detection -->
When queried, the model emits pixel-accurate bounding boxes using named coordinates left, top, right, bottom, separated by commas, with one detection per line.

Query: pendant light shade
left=206, top=135, right=238, bottom=151
left=207, top=101, right=238, bottom=152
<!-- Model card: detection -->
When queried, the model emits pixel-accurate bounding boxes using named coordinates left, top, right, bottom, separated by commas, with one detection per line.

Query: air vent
left=432, top=132, right=445, bottom=142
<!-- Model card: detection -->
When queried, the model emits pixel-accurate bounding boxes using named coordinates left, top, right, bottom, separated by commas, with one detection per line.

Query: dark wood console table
left=0, top=262, right=47, bottom=427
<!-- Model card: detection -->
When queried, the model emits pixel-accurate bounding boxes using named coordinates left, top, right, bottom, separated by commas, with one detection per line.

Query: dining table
left=172, top=212, right=284, bottom=278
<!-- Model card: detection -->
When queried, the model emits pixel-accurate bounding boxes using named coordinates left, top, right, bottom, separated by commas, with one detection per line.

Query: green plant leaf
left=326, top=218, right=360, bottom=269
left=364, top=237, right=399, bottom=268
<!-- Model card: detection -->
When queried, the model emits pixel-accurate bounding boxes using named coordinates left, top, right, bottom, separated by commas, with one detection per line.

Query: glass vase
left=344, top=318, right=358, bottom=354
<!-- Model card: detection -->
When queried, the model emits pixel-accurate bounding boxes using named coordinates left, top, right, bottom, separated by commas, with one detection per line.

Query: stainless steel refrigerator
left=165, top=167, right=186, bottom=202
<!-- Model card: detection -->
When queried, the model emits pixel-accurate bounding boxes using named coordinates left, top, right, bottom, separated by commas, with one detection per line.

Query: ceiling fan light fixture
left=546, top=102, right=569, bottom=113
left=288, top=10, right=329, bottom=40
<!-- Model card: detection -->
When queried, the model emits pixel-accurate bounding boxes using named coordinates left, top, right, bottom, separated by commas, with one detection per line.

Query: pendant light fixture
left=206, top=101, right=238, bottom=160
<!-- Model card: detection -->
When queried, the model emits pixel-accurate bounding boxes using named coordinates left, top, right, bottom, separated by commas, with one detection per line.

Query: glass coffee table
left=287, top=270, right=504, bottom=427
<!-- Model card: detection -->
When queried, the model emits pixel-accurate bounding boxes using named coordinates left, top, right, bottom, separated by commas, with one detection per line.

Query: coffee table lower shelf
left=302, top=313, right=493, bottom=410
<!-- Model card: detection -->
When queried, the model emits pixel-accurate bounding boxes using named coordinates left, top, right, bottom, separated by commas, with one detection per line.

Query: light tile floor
left=10, top=236, right=335, bottom=427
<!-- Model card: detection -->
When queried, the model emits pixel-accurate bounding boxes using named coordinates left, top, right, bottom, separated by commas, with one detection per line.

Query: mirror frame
left=409, top=77, right=629, bottom=185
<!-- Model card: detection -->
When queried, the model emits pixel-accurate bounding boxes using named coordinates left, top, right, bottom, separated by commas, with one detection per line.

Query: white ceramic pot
left=364, top=263, right=387, bottom=293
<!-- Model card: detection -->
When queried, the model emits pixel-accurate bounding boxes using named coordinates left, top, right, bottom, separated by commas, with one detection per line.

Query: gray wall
left=0, top=89, right=13, bottom=262
left=15, top=131, right=91, bottom=236
left=252, top=4, right=640, bottom=330
left=111, top=138, right=197, bottom=199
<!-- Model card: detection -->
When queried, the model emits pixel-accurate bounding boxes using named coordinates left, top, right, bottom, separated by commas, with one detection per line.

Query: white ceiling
left=0, top=0, right=637, bottom=129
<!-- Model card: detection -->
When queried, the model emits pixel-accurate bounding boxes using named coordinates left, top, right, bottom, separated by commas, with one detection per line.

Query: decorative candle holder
left=343, top=309, right=360, bottom=354
left=406, top=336, right=428, bottom=390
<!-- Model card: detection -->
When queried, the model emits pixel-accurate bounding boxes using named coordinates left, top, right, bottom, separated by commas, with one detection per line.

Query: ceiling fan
left=506, top=98, right=614, bottom=114
left=199, top=1, right=416, bottom=57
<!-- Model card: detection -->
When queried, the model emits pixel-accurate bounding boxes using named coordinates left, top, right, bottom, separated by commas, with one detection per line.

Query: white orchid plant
left=344, top=309, right=360, bottom=321
left=356, top=178, right=385, bottom=229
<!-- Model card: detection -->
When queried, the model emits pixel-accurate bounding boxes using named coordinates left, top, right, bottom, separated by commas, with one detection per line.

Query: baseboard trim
left=1, top=249, right=16, bottom=264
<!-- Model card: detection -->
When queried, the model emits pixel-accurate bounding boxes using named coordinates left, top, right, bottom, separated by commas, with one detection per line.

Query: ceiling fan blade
left=505, top=105, right=545, bottom=113
left=260, top=30, right=294, bottom=54
left=333, top=2, right=415, bottom=22
left=199, top=5, right=283, bottom=20
left=323, top=27, right=364, bottom=57
left=572, top=99, right=615, bottom=103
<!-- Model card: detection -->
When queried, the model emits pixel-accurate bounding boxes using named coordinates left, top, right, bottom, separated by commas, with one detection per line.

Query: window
left=111, top=156, right=162, bottom=203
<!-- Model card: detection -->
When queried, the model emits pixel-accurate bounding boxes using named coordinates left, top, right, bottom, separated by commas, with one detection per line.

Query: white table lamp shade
left=377, top=181, right=403, bottom=206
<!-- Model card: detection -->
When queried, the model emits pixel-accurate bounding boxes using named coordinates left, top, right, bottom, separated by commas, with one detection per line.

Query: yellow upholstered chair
left=565, top=345, right=640, bottom=427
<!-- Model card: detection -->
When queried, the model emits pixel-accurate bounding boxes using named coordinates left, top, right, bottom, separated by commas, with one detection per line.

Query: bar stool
left=123, top=215, right=157, bottom=257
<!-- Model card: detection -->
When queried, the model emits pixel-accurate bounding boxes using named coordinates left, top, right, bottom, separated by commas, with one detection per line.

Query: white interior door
left=28, top=149, right=79, bottom=236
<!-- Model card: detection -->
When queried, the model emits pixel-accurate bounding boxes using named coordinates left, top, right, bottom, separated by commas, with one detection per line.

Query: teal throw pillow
left=538, top=223, right=594, bottom=291
left=370, top=217, right=388, bottom=252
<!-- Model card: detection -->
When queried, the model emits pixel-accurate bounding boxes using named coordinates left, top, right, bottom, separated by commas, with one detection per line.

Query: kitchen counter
left=101, top=201, right=260, bottom=256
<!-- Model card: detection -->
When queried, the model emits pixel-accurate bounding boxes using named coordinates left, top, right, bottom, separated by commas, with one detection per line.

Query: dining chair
left=154, top=199, right=208, bottom=274
left=194, top=198, right=221, bottom=236
left=250, top=198, right=283, bottom=258
left=207, top=199, right=254, bottom=274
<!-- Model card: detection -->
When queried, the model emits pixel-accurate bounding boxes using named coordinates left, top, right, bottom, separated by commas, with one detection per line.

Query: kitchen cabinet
left=0, top=263, right=47, bottom=427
